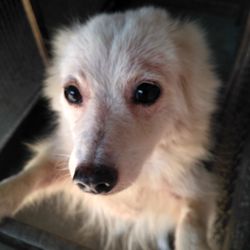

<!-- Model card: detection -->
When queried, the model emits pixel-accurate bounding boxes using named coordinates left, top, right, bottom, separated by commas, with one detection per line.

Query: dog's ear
left=51, top=26, right=76, bottom=59
left=172, top=21, right=211, bottom=68
left=43, top=27, right=76, bottom=113
left=171, top=21, right=219, bottom=116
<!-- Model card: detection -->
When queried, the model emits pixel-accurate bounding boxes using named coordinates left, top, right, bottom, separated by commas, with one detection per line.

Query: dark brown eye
left=133, top=82, right=161, bottom=105
left=64, top=85, right=82, bottom=105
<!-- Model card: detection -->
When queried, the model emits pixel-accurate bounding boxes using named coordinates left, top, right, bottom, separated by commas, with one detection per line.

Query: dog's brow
left=79, top=70, right=87, bottom=80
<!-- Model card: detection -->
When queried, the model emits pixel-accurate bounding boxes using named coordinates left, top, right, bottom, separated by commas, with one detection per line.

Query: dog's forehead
left=60, top=8, right=176, bottom=89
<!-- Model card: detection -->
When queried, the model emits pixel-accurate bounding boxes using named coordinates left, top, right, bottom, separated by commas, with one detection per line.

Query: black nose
left=73, top=165, right=118, bottom=194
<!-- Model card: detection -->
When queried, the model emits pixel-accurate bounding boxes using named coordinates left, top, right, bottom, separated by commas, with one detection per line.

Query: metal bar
left=21, top=0, right=49, bottom=65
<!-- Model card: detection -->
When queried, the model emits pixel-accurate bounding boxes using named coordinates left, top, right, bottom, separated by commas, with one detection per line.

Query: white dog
left=0, top=7, right=221, bottom=250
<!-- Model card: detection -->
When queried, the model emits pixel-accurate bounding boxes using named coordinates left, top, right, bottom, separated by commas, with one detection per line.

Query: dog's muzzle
left=73, top=164, right=118, bottom=194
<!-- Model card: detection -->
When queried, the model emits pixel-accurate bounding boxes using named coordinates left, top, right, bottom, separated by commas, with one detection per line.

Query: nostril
left=73, top=168, right=90, bottom=190
left=76, top=182, right=87, bottom=191
left=95, top=182, right=112, bottom=193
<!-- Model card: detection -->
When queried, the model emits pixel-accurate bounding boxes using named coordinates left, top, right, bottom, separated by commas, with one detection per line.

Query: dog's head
left=45, top=7, right=219, bottom=195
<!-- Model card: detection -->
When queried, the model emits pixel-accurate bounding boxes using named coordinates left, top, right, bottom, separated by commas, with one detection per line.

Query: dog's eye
left=64, top=85, right=82, bottom=105
left=133, top=82, right=161, bottom=105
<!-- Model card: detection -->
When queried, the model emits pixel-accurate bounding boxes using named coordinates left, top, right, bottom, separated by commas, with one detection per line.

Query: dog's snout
left=73, top=165, right=118, bottom=194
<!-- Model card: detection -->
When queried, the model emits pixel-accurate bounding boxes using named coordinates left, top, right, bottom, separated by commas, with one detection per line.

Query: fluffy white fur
left=0, top=7, right=220, bottom=250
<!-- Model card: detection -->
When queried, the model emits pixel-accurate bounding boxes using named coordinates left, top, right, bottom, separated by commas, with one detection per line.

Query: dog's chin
left=107, top=172, right=142, bottom=195
left=112, top=165, right=147, bottom=195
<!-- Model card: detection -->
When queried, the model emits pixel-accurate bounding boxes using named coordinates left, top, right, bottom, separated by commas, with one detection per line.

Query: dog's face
left=45, top=7, right=218, bottom=195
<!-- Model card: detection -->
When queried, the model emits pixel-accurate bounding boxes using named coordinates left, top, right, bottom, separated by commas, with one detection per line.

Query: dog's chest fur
left=15, top=180, right=181, bottom=250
